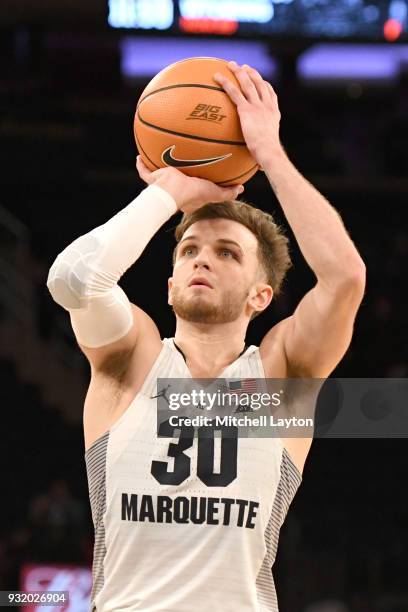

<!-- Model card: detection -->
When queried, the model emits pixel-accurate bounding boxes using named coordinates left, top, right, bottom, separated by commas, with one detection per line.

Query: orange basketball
left=134, top=57, right=259, bottom=186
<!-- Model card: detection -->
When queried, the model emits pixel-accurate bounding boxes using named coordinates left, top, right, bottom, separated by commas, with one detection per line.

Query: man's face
left=168, top=218, right=272, bottom=324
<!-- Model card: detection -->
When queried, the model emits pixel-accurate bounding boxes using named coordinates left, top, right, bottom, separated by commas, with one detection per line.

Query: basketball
left=134, top=57, right=259, bottom=186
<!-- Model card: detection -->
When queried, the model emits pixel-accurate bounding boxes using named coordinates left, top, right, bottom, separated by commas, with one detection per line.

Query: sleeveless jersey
left=85, top=338, right=302, bottom=612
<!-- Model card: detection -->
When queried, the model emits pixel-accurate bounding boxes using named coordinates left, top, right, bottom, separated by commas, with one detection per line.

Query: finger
left=136, top=155, right=149, bottom=173
left=241, top=64, right=271, bottom=103
left=136, top=155, right=153, bottom=183
left=213, top=72, right=246, bottom=106
left=213, top=183, right=244, bottom=202
left=227, top=61, right=259, bottom=103
left=266, top=81, right=279, bottom=104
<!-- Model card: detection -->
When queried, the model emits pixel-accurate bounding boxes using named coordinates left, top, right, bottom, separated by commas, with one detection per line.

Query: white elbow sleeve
left=68, top=285, right=134, bottom=348
left=46, top=184, right=177, bottom=348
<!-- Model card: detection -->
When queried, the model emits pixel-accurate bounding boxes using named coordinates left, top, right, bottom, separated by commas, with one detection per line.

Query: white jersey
left=85, top=338, right=302, bottom=612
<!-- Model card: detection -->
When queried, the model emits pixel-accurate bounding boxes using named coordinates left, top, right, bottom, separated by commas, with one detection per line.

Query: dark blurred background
left=0, top=1, right=407, bottom=610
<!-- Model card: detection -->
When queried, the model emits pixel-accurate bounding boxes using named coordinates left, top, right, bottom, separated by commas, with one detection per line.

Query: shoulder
left=260, top=316, right=317, bottom=378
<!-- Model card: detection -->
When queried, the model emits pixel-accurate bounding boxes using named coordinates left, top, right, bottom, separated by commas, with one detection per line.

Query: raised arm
left=46, top=161, right=244, bottom=372
left=260, top=147, right=365, bottom=377
left=215, top=62, right=366, bottom=377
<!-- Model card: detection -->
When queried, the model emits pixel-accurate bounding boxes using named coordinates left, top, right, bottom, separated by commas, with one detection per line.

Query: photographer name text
left=168, top=415, right=313, bottom=429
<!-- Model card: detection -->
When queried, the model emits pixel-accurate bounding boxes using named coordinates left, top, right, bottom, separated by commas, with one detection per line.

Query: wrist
left=259, top=145, right=288, bottom=175
left=146, top=183, right=179, bottom=215
left=247, top=139, right=285, bottom=167
left=152, top=176, right=187, bottom=211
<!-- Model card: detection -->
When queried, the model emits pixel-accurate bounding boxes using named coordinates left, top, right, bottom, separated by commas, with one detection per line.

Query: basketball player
left=47, top=62, right=366, bottom=611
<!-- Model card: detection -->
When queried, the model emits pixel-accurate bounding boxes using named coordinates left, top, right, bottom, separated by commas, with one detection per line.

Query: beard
left=171, top=285, right=249, bottom=324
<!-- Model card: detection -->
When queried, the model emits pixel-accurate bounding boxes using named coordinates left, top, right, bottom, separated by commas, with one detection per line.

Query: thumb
left=136, top=155, right=154, bottom=184
left=214, top=184, right=245, bottom=202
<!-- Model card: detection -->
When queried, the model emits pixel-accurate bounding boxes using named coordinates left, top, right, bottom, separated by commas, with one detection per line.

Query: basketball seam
left=135, top=133, right=161, bottom=170
left=216, top=163, right=259, bottom=184
left=137, top=83, right=227, bottom=107
left=136, top=112, right=246, bottom=146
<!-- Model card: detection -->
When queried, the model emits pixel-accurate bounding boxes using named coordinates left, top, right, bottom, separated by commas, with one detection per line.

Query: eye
left=181, top=245, right=197, bottom=256
left=218, top=249, right=237, bottom=259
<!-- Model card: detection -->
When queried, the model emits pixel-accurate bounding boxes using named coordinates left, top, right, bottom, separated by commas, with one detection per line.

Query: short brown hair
left=173, top=199, right=292, bottom=297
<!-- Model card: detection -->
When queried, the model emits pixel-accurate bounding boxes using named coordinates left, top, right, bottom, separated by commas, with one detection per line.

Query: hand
left=214, top=61, right=282, bottom=168
left=136, top=156, right=244, bottom=214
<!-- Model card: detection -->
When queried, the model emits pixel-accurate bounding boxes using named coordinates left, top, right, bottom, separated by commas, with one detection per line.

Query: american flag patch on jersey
left=228, top=379, right=258, bottom=394
left=227, top=379, right=259, bottom=414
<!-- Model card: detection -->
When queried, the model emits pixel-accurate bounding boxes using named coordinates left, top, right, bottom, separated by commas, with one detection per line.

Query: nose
left=193, top=246, right=211, bottom=270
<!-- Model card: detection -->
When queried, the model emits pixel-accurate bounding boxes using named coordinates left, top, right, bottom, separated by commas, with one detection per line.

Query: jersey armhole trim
left=84, top=340, right=169, bottom=458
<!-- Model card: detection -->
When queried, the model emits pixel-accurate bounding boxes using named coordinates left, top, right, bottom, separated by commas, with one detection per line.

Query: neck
left=174, top=318, right=248, bottom=371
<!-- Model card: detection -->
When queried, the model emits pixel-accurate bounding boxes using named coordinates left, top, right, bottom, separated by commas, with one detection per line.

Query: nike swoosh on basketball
left=162, top=145, right=232, bottom=168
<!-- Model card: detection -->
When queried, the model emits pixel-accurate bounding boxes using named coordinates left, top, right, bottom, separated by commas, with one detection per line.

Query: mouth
left=188, top=277, right=213, bottom=289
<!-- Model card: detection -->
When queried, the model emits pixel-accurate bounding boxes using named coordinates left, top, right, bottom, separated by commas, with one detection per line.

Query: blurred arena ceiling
left=0, top=0, right=106, bottom=26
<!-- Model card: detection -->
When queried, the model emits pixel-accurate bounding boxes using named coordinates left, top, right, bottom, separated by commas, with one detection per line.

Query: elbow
left=339, top=258, right=366, bottom=299
left=348, top=258, right=366, bottom=287
left=46, top=256, right=82, bottom=309
left=318, top=257, right=366, bottom=305
left=46, top=256, right=61, bottom=301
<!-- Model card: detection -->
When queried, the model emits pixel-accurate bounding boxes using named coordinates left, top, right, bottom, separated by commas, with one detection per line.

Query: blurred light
left=108, top=0, right=174, bottom=30
left=120, top=36, right=277, bottom=79
left=21, top=563, right=92, bottom=610
left=297, top=44, right=408, bottom=84
left=179, top=0, right=274, bottom=23
left=384, top=18, right=403, bottom=41
left=389, top=0, right=407, bottom=23
left=179, top=17, right=238, bottom=35
left=109, top=0, right=407, bottom=41
left=363, top=5, right=380, bottom=22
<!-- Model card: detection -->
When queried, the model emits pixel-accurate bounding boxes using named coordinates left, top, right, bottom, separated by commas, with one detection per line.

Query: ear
left=247, top=283, right=273, bottom=315
left=168, top=277, right=173, bottom=305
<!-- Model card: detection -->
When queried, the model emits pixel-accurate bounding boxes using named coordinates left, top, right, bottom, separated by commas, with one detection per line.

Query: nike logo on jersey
left=162, top=145, right=232, bottom=168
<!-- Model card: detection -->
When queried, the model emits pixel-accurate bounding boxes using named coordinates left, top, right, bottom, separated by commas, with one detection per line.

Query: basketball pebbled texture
left=134, top=57, right=259, bottom=186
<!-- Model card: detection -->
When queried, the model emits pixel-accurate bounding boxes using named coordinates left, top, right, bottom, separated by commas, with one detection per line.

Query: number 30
left=151, top=419, right=238, bottom=487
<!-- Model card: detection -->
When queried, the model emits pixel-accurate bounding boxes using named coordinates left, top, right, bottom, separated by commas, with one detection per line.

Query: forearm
left=46, top=184, right=177, bottom=347
left=263, top=148, right=365, bottom=288
left=47, top=184, right=177, bottom=304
